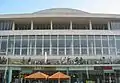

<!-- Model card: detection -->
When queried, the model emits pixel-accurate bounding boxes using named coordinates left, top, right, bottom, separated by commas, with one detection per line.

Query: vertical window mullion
left=57, top=35, right=59, bottom=55
left=108, top=35, right=110, bottom=56
left=50, top=35, right=51, bottom=55
left=86, top=35, right=89, bottom=56
left=65, top=35, right=66, bottom=55
left=34, top=35, right=36, bottom=55
left=114, top=35, right=117, bottom=55
left=42, top=35, right=44, bottom=55
left=101, top=35, right=103, bottom=56
left=6, top=36, right=9, bottom=55
left=20, top=36, right=22, bottom=56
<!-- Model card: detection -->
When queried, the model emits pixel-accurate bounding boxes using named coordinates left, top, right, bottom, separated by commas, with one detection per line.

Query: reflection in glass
left=66, top=40, right=72, bottom=47
left=59, top=48, right=65, bottom=55
left=15, top=49, right=20, bottom=55
left=73, top=40, right=79, bottom=47
left=51, top=40, right=57, bottom=47
left=81, top=48, right=87, bottom=54
left=102, top=40, right=108, bottom=47
left=59, top=40, right=65, bottom=47
left=66, top=48, right=72, bottom=55
left=36, top=49, right=42, bottom=55
left=81, top=40, right=87, bottom=47
left=44, top=40, right=50, bottom=47
left=52, top=49, right=57, bottom=55
left=74, top=48, right=79, bottom=55
left=22, top=49, right=27, bottom=55
left=96, top=48, right=102, bottom=55
left=103, top=48, right=109, bottom=55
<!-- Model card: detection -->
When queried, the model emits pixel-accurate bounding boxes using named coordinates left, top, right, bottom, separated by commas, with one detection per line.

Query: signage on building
left=103, top=66, right=112, bottom=70
left=94, top=66, right=103, bottom=70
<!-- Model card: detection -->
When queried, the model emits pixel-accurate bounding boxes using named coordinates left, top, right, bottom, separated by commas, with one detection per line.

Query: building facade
left=0, top=8, right=120, bottom=83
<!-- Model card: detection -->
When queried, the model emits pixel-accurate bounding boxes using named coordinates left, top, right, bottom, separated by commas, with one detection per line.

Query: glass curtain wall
left=0, top=35, right=118, bottom=56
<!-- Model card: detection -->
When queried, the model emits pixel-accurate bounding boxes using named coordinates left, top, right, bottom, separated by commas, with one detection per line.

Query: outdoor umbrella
left=49, top=72, right=70, bottom=83
left=25, top=72, right=49, bottom=80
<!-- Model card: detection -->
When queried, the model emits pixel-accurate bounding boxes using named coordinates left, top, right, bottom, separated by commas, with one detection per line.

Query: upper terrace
left=0, top=8, right=120, bottom=31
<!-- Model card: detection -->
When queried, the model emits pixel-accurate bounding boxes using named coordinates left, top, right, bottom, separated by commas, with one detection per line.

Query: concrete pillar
left=50, top=20, right=53, bottom=30
left=89, top=20, right=92, bottom=30
left=70, top=20, right=72, bottom=30
left=12, top=21, right=15, bottom=30
left=108, top=21, right=111, bottom=30
left=8, top=68, right=12, bottom=83
left=31, top=20, right=33, bottom=30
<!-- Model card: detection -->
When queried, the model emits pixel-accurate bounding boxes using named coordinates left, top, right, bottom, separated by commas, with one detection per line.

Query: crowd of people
left=0, top=56, right=120, bottom=65
left=4, top=56, right=120, bottom=65
left=0, top=56, right=7, bottom=64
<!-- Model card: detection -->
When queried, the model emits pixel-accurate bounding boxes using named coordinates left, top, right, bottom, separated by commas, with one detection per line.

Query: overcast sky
left=0, top=0, right=119, bottom=14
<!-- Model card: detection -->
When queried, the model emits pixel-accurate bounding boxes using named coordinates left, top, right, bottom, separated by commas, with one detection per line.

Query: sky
left=0, top=0, right=120, bottom=14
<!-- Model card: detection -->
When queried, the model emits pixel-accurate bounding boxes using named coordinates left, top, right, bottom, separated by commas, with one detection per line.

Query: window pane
left=59, top=40, right=65, bottom=47
left=28, top=49, right=35, bottom=55
left=52, top=49, right=57, bottom=55
left=36, top=40, right=42, bottom=47
left=22, top=49, right=27, bottom=55
left=58, top=35, right=65, bottom=39
left=88, top=40, right=94, bottom=47
left=51, top=35, right=57, bottom=39
left=81, top=48, right=87, bottom=54
left=29, top=40, right=35, bottom=47
left=59, top=48, right=65, bottom=55
left=102, top=35, right=108, bottom=39
left=110, top=48, right=116, bottom=55
left=66, top=48, right=72, bottom=55
left=73, top=35, right=79, bottom=40
left=1, top=40, right=7, bottom=52
left=81, top=40, right=87, bottom=47
left=51, top=40, right=57, bottom=47
left=96, top=48, right=102, bottom=55
left=44, top=35, right=50, bottom=39
left=36, top=35, right=42, bottom=39
left=66, top=35, right=72, bottom=40
left=7, top=49, right=13, bottom=55
left=116, top=40, right=120, bottom=50
left=15, top=49, right=20, bottom=55
left=15, top=40, right=21, bottom=47
left=102, top=40, right=108, bottom=47
left=88, top=36, right=94, bottom=40
left=44, top=49, right=50, bottom=55
left=74, top=48, right=79, bottom=55
left=73, top=40, right=79, bottom=47
left=89, top=48, right=95, bottom=55
left=109, top=40, right=115, bottom=47
left=103, top=48, right=109, bottom=55
left=44, top=40, right=50, bottom=47
left=81, top=35, right=87, bottom=39
left=95, top=35, right=101, bottom=40
left=66, top=40, right=72, bottom=47
left=95, top=40, right=101, bottom=47
left=36, top=49, right=42, bottom=55
left=22, top=40, right=28, bottom=47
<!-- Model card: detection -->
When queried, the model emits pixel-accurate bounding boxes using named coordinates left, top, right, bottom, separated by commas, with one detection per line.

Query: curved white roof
left=33, top=8, right=90, bottom=15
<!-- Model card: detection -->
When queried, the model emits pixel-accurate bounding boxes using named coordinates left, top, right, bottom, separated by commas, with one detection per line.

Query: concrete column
left=12, top=21, right=15, bottom=30
left=50, top=20, right=53, bottom=30
left=70, top=20, right=72, bottom=30
left=8, top=68, right=12, bottom=83
left=108, top=21, right=111, bottom=30
left=89, top=20, right=92, bottom=30
left=31, top=20, right=33, bottom=30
